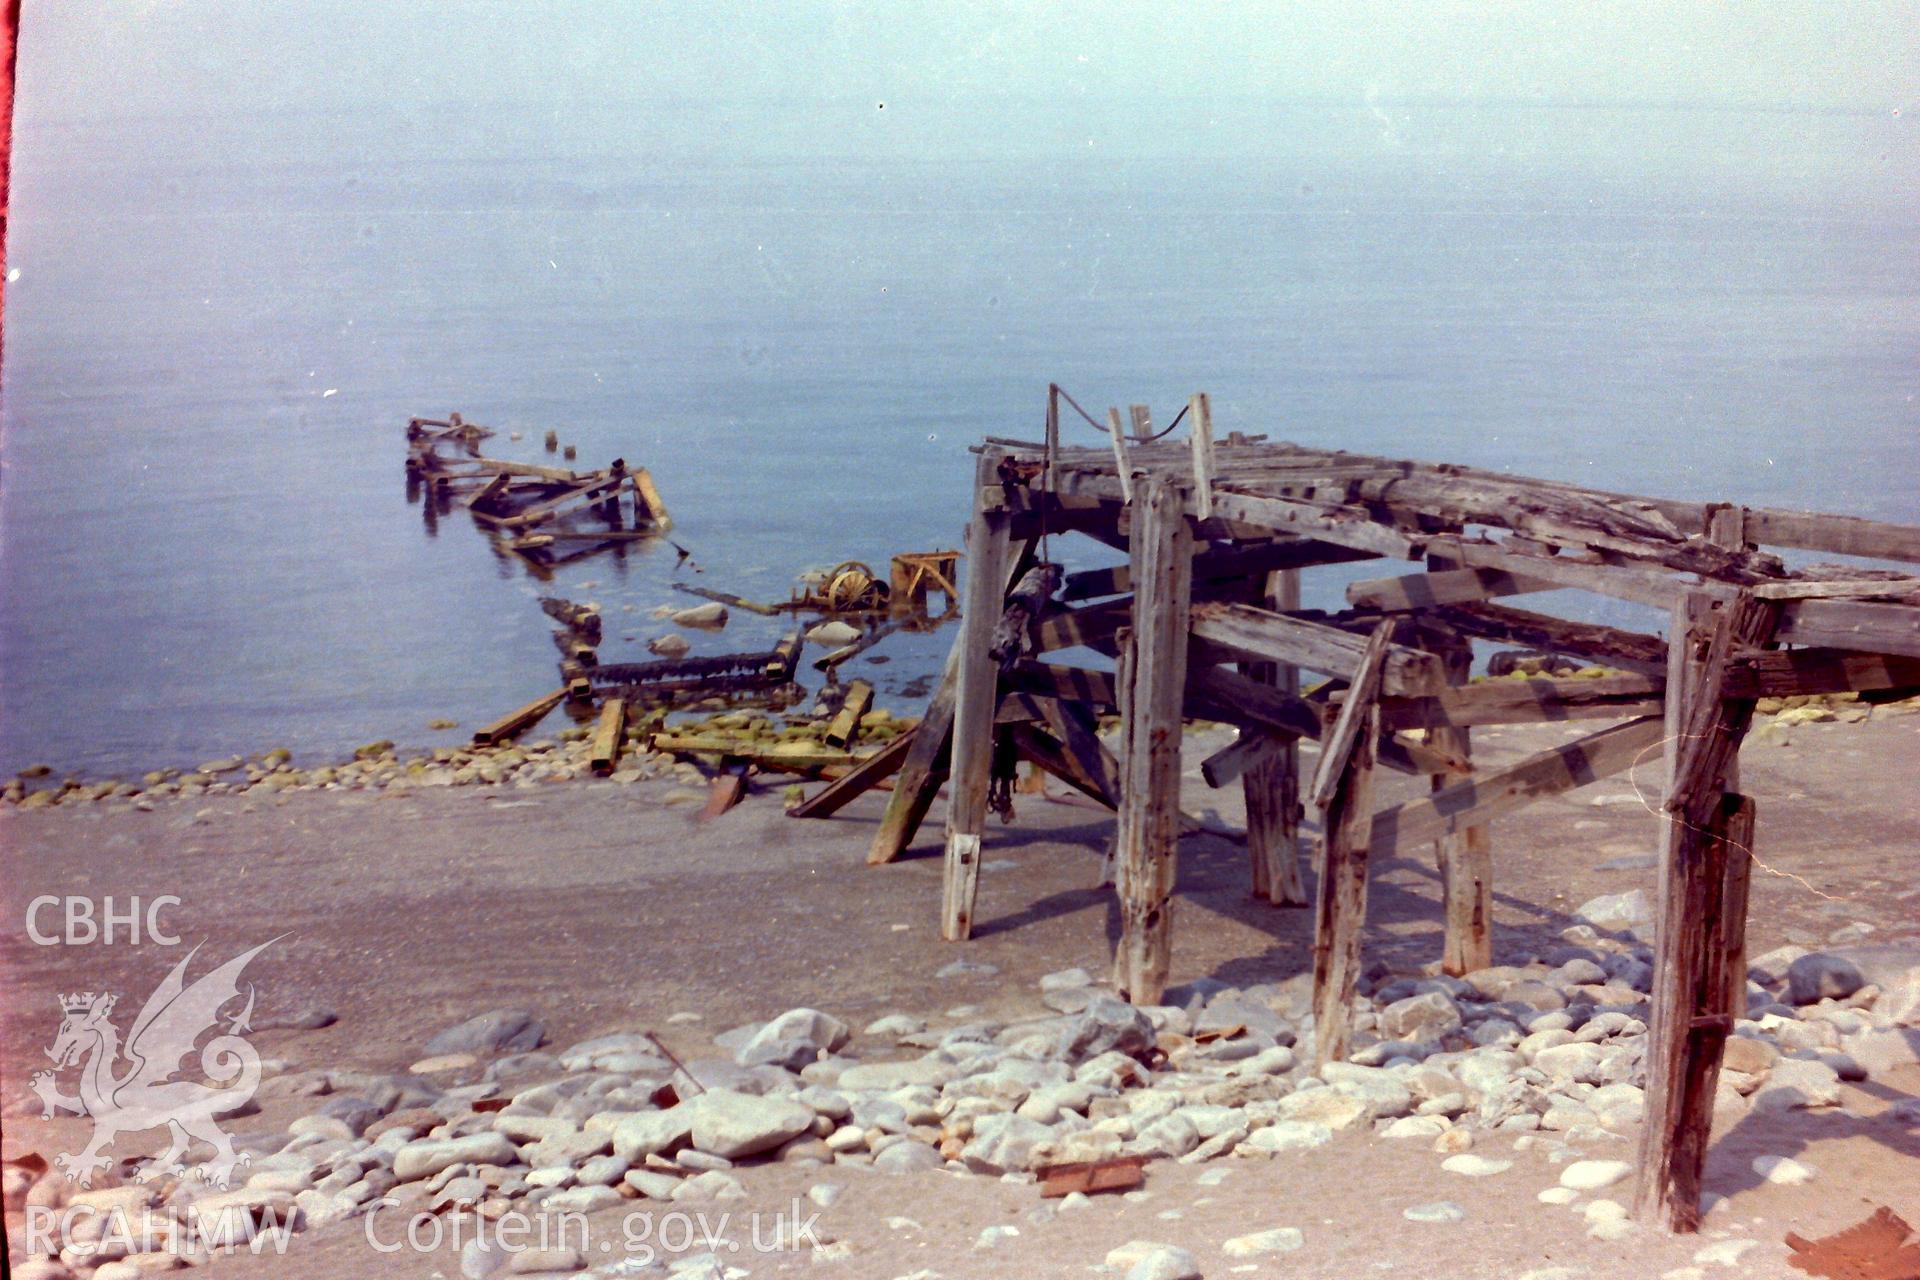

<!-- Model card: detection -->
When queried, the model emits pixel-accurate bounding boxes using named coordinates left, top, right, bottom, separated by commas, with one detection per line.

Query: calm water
left=4, top=105, right=1916, bottom=778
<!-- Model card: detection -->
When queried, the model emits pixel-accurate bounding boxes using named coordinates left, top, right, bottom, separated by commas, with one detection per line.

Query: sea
left=3, top=100, right=1915, bottom=779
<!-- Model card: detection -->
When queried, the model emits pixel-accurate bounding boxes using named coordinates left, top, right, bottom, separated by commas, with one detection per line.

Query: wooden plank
left=1188, top=392, right=1216, bottom=520
left=1722, top=648, right=1920, bottom=699
left=1308, top=620, right=1395, bottom=810
left=869, top=644, right=958, bottom=865
left=941, top=455, right=1015, bottom=939
left=1346, top=565, right=1559, bottom=612
left=1367, top=716, right=1665, bottom=858
left=1003, top=661, right=1119, bottom=710
left=1111, top=477, right=1195, bottom=1005
left=1037, top=697, right=1122, bottom=807
left=1185, top=663, right=1463, bottom=778
left=1375, top=672, right=1666, bottom=731
left=466, top=472, right=512, bottom=511
left=1208, top=490, right=1424, bottom=559
left=589, top=698, right=626, bottom=776
left=1063, top=538, right=1376, bottom=601
left=1718, top=795, right=1756, bottom=1022
left=1743, top=506, right=1920, bottom=564
left=1105, top=408, right=1134, bottom=504
left=472, top=689, right=567, bottom=746
left=1010, top=722, right=1115, bottom=808
left=1190, top=601, right=1445, bottom=696
left=1636, top=588, right=1778, bottom=1233
left=823, top=680, right=874, bottom=749
left=1776, top=597, right=1920, bottom=659
left=788, top=728, right=914, bottom=819
left=1433, top=602, right=1668, bottom=675
left=1033, top=598, right=1134, bottom=655
left=1310, top=675, right=1380, bottom=1069
left=1751, top=577, right=1920, bottom=601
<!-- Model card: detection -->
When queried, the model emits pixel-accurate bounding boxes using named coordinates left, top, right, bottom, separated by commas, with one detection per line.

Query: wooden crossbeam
left=1003, top=661, right=1119, bottom=709
left=1373, top=672, right=1665, bottom=731
left=1208, top=490, right=1424, bottom=559
left=1433, top=602, right=1668, bottom=675
left=1190, top=601, right=1446, bottom=695
left=1721, top=648, right=1920, bottom=699
left=788, top=730, right=913, bottom=817
left=1309, top=621, right=1395, bottom=810
left=1366, top=715, right=1665, bottom=858
left=478, top=472, right=625, bottom=529
left=1062, top=538, right=1376, bottom=601
left=1743, top=506, right=1920, bottom=564
left=1347, top=565, right=1558, bottom=611
left=1431, top=537, right=1696, bottom=609
left=1200, top=729, right=1287, bottom=789
left=1776, top=597, right=1920, bottom=659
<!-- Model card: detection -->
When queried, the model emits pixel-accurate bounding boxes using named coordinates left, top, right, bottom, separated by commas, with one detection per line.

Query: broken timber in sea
left=586, top=631, right=804, bottom=703
left=793, top=382, right=1920, bottom=1236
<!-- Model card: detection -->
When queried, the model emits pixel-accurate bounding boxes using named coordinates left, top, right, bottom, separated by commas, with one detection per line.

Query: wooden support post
left=1129, top=404, right=1153, bottom=442
left=1243, top=567, right=1307, bottom=905
left=1431, top=621, right=1493, bottom=976
left=1309, top=621, right=1392, bottom=1068
left=589, top=698, right=627, bottom=776
left=940, top=460, right=1014, bottom=939
left=1110, top=477, right=1194, bottom=1004
left=1635, top=588, right=1778, bottom=1232
left=1188, top=393, right=1216, bottom=520
left=1106, top=408, right=1135, bottom=504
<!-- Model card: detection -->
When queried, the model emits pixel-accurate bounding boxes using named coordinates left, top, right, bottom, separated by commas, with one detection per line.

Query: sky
left=21, top=1, right=1919, bottom=125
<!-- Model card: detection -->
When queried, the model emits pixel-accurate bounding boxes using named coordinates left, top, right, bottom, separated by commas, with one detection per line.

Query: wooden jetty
left=806, top=383, right=1920, bottom=1233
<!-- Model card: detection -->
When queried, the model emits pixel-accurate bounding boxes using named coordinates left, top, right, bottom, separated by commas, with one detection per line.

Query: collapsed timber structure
left=810, top=385, right=1920, bottom=1233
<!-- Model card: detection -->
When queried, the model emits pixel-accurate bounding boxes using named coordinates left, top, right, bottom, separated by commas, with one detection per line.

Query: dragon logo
left=31, top=940, right=275, bottom=1189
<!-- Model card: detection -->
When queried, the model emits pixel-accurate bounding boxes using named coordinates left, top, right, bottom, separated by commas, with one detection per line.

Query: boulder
left=734, top=1008, right=851, bottom=1071
left=611, top=1105, right=695, bottom=1161
left=1751, top=1058, right=1842, bottom=1112
left=960, top=1114, right=1054, bottom=1174
left=688, top=1090, right=814, bottom=1160
left=1378, top=991, right=1462, bottom=1042
left=1574, top=890, right=1653, bottom=932
left=392, top=1132, right=517, bottom=1182
left=1055, top=997, right=1155, bottom=1064
left=423, top=1010, right=545, bottom=1057
left=672, top=603, right=729, bottom=629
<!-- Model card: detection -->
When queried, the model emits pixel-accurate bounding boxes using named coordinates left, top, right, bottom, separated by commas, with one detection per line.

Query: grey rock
left=1126, top=1245, right=1202, bottom=1280
left=1752, top=1058, right=1842, bottom=1111
left=735, top=1008, right=852, bottom=1071
left=1056, top=996, right=1156, bottom=1064
left=689, top=1089, right=814, bottom=1159
left=1574, top=890, right=1653, bottom=932
left=1378, top=991, right=1462, bottom=1041
left=961, top=1113, right=1055, bottom=1174
left=872, top=1140, right=944, bottom=1174
left=1403, top=1201, right=1466, bottom=1223
left=393, top=1132, right=516, bottom=1182
left=424, top=1010, right=545, bottom=1057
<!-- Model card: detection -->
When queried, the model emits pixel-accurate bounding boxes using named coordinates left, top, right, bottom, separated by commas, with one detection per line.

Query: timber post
left=1635, top=586, right=1778, bottom=1231
left=1432, top=637, right=1493, bottom=974
left=1110, top=476, right=1194, bottom=1004
left=1242, top=565, right=1307, bottom=905
left=939, top=452, right=1013, bottom=940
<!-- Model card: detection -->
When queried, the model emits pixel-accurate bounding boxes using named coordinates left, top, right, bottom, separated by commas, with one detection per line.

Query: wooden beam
left=1190, top=601, right=1446, bottom=695
left=1003, top=661, right=1119, bottom=709
left=869, top=646, right=957, bottom=864
left=1037, top=696, right=1122, bottom=808
left=1743, top=506, right=1920, bottom=564
left=789, top=728, right=914, bottom=819
left=1776, top=597, right=1920, bottom=659
left=1310, top=669, right=1381, bottom=1069
left=823, top=681, right=874, bottom=749
left=589, top=698, right=626, bottom=776
left=941, top=457, right=1015, bottom=939
left=1636, top=588, right=1778, bottom=1233
left=1111, top=477, right=1195, bottom=1005
left=1374, top=672, right=1666, bottom=731
left=1309, top=621, right=1396, bottom=811
left=1346, top=565, right=1558, bottom=612
left=700, top=765, right=750, bottom=821
left=1033, top=598, right=1133, bottom=655
left=1433, top=538, right=1695, bottom=610
left=1722, top=648, right=1920, bottom=699
left=1201, top=728, right=1287, bottom=790
left=472, top=689, right=566, bottom=746
left=478, top=473, right=625, bottom=530
left=1208, top=490, right=1424, bottom=559
left=1433, top=602, right=1668, bottom=675
left=630, top=467, right=671, bottom=526
left=1367, top=715, right=1666, bottom=857
left=1062, top=538, right=1376, bottom=601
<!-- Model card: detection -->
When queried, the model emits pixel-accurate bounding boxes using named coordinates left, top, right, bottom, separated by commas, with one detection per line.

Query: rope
left=1051, top=384, right=1189, bottom=442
